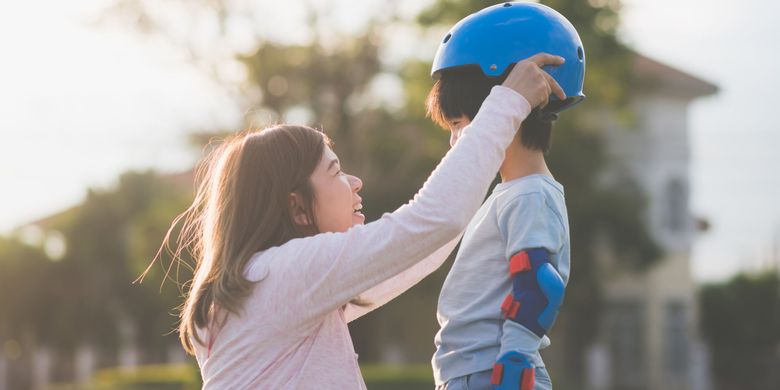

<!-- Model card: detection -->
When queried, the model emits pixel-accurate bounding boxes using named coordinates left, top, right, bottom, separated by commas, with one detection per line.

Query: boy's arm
left=490, top=193, right=566, bottom=390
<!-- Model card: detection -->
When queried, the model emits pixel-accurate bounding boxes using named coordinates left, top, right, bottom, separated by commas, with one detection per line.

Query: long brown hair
left=142, top=124, right=330, bottom=354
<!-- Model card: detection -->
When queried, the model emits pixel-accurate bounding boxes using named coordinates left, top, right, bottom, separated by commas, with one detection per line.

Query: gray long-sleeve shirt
left=433, top=174, right=570, bottom=385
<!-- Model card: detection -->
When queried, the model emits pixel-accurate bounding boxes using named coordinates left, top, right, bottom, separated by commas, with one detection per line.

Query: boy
left=427, top=3, right=586, bottom=390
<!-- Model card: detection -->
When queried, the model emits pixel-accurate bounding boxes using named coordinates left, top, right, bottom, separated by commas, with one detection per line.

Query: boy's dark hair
left=426, top=65, right=556, bottom=152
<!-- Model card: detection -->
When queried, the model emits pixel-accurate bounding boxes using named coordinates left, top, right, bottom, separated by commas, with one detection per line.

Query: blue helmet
left=431, top=2, right=586, bottom=113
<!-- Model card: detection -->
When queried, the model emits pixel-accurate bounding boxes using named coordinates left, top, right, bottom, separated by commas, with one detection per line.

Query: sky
left=620, top=0, right=780, bottom=281
left=0, top=0, right=778, bottom=282
left=0, top=0, right=240, bottom=229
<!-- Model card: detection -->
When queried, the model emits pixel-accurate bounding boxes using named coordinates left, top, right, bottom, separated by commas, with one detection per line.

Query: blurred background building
left=589, top=54, right=718, bottom=390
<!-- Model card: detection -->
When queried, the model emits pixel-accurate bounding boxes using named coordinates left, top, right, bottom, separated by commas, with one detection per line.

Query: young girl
left=154, top=53, right=564, bottom=388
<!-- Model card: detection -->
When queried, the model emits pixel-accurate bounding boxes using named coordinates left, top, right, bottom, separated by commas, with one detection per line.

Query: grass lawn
left=41, top=363, right=437, bottom=390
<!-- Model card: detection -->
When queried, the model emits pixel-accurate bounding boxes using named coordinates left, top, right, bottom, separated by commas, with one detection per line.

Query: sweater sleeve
left=342, top=233, right=462, bottom=323
left=249, top=86, right=531, bottom=331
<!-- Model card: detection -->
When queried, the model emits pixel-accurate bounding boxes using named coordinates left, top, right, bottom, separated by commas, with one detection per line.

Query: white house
left=588, top=54, right=718, bottom=390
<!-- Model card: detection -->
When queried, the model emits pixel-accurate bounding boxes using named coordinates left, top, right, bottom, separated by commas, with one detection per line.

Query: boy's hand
left=501, top=53, right=566, bottom=109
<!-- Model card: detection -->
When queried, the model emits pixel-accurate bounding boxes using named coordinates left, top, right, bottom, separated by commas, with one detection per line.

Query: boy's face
left=446, top=115, right=471, bottom=147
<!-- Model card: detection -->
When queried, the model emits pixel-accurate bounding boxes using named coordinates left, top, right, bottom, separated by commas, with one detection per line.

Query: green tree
left=0, top=236, right=52, bottom=385
left=700, top=272, right=780, bottom=390
left=0, top=171, right=195, bottom=367
left=60, top=171, right=194, bottom=361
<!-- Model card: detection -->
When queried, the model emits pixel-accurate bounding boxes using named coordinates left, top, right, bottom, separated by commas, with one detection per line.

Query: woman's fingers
left=541, top=71, right=566, bottom=101
left=526, top=53, right=565, bottom=68
left=501, top=53, right=565, bottom=109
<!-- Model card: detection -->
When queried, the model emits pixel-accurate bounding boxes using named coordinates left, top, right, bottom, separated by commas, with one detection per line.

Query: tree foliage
left=0, top=171, right=193, bottom=362
left=700, top=272, right=780, bottom=390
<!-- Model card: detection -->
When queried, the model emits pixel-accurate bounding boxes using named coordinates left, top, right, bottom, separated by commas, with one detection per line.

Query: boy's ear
left=288, top=192, right=311, bottom=226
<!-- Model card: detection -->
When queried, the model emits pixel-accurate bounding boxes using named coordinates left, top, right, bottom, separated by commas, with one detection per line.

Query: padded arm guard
left=500, top=248, right=565, bottom=338
left=491, top=351, right=535, bottom=390
left=493, top=249, right=564, bottom=390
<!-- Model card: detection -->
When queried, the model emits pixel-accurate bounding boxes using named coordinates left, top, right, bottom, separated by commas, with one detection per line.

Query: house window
left=666, top=179, right=687, bottom=231
left=607, top=301, right=646, bottom=389
left=664, top=302, right=689, bottom=378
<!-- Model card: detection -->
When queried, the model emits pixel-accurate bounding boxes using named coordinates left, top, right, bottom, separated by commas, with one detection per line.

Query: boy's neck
left=499, top=143, right=552, bottom=183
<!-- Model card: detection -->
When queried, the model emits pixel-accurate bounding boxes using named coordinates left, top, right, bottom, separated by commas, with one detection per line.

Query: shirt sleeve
left=497, top=192, right=565, bottom=260
left=248, top=86, right=532, bottom=332
left=495, top=192, right=566, bottom=362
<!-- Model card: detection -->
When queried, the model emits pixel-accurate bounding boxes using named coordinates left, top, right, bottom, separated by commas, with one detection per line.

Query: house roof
left=633, top=53, right=719, bottom=98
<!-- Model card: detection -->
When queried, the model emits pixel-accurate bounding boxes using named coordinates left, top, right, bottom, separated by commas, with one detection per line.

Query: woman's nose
left=350, top=175, right=363, bottom=192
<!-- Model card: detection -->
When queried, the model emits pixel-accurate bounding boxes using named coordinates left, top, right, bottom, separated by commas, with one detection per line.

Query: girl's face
left=307, top=146, right=364, bottom=233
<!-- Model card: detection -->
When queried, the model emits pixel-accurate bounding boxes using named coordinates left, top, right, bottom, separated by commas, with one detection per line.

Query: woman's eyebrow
left=328, top=158, right=340, bottom=171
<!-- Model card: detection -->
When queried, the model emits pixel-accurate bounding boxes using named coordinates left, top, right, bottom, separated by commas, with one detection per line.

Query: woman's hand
left=501, top=53, right=566, bottom=109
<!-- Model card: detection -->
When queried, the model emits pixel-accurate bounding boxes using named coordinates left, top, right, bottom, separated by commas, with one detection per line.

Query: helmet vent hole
left=577, top=46, right=584, bottom=60
left=443, top=33, right=451, bottom=44
left=503, top=3, right=512, bottom=7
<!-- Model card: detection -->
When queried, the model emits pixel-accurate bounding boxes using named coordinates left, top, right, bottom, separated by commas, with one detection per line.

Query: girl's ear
left=288, top=192, right=311, bottom=227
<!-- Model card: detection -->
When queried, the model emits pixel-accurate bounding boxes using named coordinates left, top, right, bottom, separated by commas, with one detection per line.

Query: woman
left=150, top=53, right=564, bottom=388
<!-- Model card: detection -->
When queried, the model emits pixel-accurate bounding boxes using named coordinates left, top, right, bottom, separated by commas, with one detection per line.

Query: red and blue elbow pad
left=492, top=248, right=565, bottom=389
left=501, top=248, right=565, bottom=337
